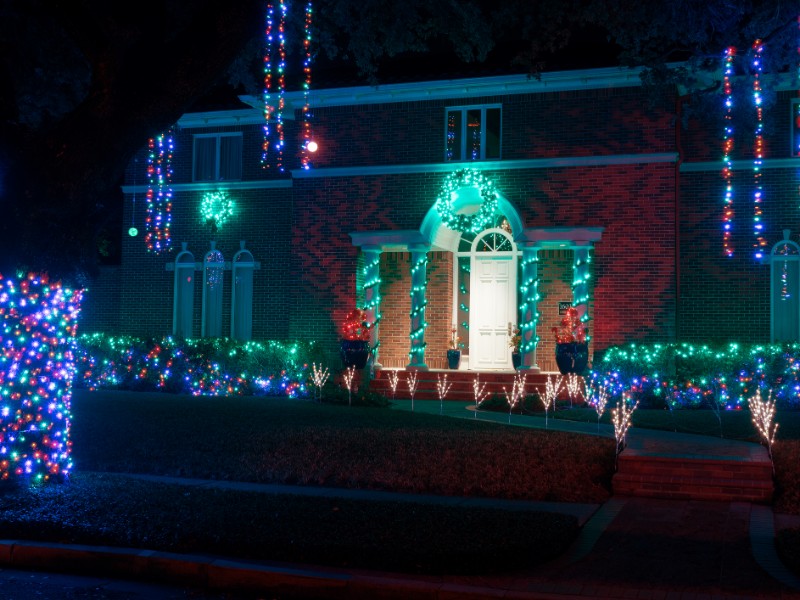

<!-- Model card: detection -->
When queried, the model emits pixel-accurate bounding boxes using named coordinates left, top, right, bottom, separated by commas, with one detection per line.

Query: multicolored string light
left=752, top=40, right=767, bottom=259
left=300, top=1, right=314, bottom=169
left=76, top=334, right=311, bottom=398
left=0, top=273, right=83, bottom=483
left=145, top=130, right=173, bottom=253
left=262, top=0, right=287, bottom=171
left=721, top=47, right=736, bottom=257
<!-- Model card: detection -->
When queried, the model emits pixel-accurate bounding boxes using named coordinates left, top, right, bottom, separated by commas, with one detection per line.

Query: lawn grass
left=0, top=389, right=615, bottom=576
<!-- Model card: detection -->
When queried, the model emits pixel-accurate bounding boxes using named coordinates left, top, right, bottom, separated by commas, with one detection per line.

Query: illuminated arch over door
left=173, top=243, right=196, bottom=337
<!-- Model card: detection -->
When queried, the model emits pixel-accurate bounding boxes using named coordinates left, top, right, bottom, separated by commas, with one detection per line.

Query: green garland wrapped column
left=518, top=242, right=540, bottom=370
left=362, top=246, right=382, bottom=367
left=407, top=244, right=430, bottom=369
left=572, top=245, right=592, bottom=336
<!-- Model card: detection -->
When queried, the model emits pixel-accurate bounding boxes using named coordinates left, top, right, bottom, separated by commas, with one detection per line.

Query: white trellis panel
left=231, top=241, right=255, bottom=341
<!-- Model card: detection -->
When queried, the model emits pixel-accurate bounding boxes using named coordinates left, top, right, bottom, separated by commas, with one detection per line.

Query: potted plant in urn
left=447, top=326, right=462, bottom=369
left=552, top=307, right=589, bottom=375
left=340, top=308, right=372, bottom=369
left=508, top=325, right=522, bottom=369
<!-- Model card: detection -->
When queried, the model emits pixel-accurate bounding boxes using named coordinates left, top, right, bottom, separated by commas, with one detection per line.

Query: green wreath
left=200, top=190, right=235, bottom=233
left=434, top=168, right=498, bottom=234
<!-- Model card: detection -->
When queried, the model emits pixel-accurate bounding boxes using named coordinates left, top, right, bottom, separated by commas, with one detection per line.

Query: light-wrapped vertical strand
left=300, top=1, right=314, bottom=169
left=721, top=47, right=736, bottom=257
left=262, top=1, right=287, bottom=170
left=261, top=3, right=274, bottom=167
left=752, top=40, right=767, bottom=259
left=145, top=130, right=173, bottom=253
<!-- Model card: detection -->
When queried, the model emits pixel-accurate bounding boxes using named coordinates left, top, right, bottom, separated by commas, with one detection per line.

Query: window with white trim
left=193, top=133, right=243, bottom=181
left=445, top=105, right=501, bottom=162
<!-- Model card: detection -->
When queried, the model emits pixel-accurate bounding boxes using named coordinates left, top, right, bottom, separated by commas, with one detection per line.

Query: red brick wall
left=100, top=79, right=693, bottom=364
left=377, top=251, right=453, bottom=369
left=678, top=167, right=800, bottom=342
left=536, top=251, right=576, bottom=372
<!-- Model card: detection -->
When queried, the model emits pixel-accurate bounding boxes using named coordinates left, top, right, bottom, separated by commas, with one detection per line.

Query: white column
left=361, top=246, right=382, bottom=367
left=518, top=242, right=540, bottom=370
left=572, top=244, right=592, bottom=332
left=407, top=244, right=430, bottom=370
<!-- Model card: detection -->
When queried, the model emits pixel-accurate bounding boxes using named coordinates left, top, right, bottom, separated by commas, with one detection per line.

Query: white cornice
left=177, top=109, right=267, bottom=129
left=121, top=180, right=292, bottom=194
left=239, top=66, right=648, bottom=111
left=681, top=158, right=800, bottom=173
left=292, top=154, right=678, bottom=179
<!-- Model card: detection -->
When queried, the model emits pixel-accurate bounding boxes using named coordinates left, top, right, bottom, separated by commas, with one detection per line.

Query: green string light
left=435, top=168, right=498, bottom=234
left=200, top=191, right=235, bottom=233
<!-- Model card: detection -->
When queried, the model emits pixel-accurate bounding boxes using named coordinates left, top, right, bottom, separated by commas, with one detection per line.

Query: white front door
left=469, top=229, right=517, bottom=369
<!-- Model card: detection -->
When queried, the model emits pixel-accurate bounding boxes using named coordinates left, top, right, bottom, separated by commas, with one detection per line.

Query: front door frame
left=465, top=227, right=518, bottom=370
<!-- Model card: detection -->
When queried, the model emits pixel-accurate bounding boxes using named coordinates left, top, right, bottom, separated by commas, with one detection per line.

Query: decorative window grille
left=231, top=242, right=256, bottom=341
left=771, top=235, right=800, bottom=342
left=173, top=243, right=196, bottom=337
left=202, top=242, right=225, bottom=338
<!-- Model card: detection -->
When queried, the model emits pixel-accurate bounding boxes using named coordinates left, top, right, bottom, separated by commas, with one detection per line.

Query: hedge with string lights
left=591, top=341, right=800, bottom=410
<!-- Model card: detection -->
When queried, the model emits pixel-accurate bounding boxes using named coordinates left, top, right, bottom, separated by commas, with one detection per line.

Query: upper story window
left=193, top=133, right=243, bottom=181
left=445, top=105, right=501, bottom=162
left=793, top=99, right=800, bottom=157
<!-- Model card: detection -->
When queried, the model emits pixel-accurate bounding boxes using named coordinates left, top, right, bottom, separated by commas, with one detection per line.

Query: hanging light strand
left=721, top=47, right=736, bottom=257
left=145, top=129, right=173, bottom=253
left=262, top=1, right=287, bottom=171
left=261, top=2, right=275, bottom=168
left=300, top=1, right=314, bottom=170
left=752, top=40, right=767, bottom=260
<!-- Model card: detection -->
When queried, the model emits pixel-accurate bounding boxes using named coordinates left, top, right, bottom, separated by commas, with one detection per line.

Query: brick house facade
left=80, top=65, right=800, bottom=371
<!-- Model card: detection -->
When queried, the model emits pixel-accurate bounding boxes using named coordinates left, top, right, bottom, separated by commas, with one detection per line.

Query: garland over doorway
left=435, top=168, right=499, bottom=234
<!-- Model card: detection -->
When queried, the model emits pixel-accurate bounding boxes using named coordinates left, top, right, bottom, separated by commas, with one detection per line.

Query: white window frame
left=193, top=132, right=243, bottom=182
left=444, top=104, right=502, bottom=162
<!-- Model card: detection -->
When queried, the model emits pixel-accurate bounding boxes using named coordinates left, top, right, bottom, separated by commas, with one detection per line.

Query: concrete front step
left=370, top=368, right=567, bottom=401
left=613, top=454, right=774, bottom=503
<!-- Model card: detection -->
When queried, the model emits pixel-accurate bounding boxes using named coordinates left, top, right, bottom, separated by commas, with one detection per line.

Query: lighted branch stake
left=437, top=373, right=452, bottom=415
left=749, top=388, right=778, bottom=470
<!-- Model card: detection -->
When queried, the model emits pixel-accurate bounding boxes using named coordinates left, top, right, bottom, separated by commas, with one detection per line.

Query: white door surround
left=467, top=228, right=517, bottom=370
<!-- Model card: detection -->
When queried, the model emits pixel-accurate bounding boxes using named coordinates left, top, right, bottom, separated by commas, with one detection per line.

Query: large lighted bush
left=591, top=342, right=800, bottom=409
left=0, top=273, right=83, bottom=483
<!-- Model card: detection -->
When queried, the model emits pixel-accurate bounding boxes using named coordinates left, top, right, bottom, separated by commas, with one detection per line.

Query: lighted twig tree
left=749, top=388, right=779, bottom=472
left=387, top=369, right=400, bottom=401
left=437, top=373, right=452, bottom=414
left=310, top=363, right=330, bottom=402
left=612, top=393, right=640, bottom=468
left=502, top=373, right=526, bottom=423
left=587, top=378, right=609, bottom=434
left=539, top=375, right=561, bottom=429
left=472, top=375, right=488, bottom=418
left=407, top=371, right=419, bottom=412
left=565, top=373, right=584, bottom=408
left=342, top=366, right=356, bottom=407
